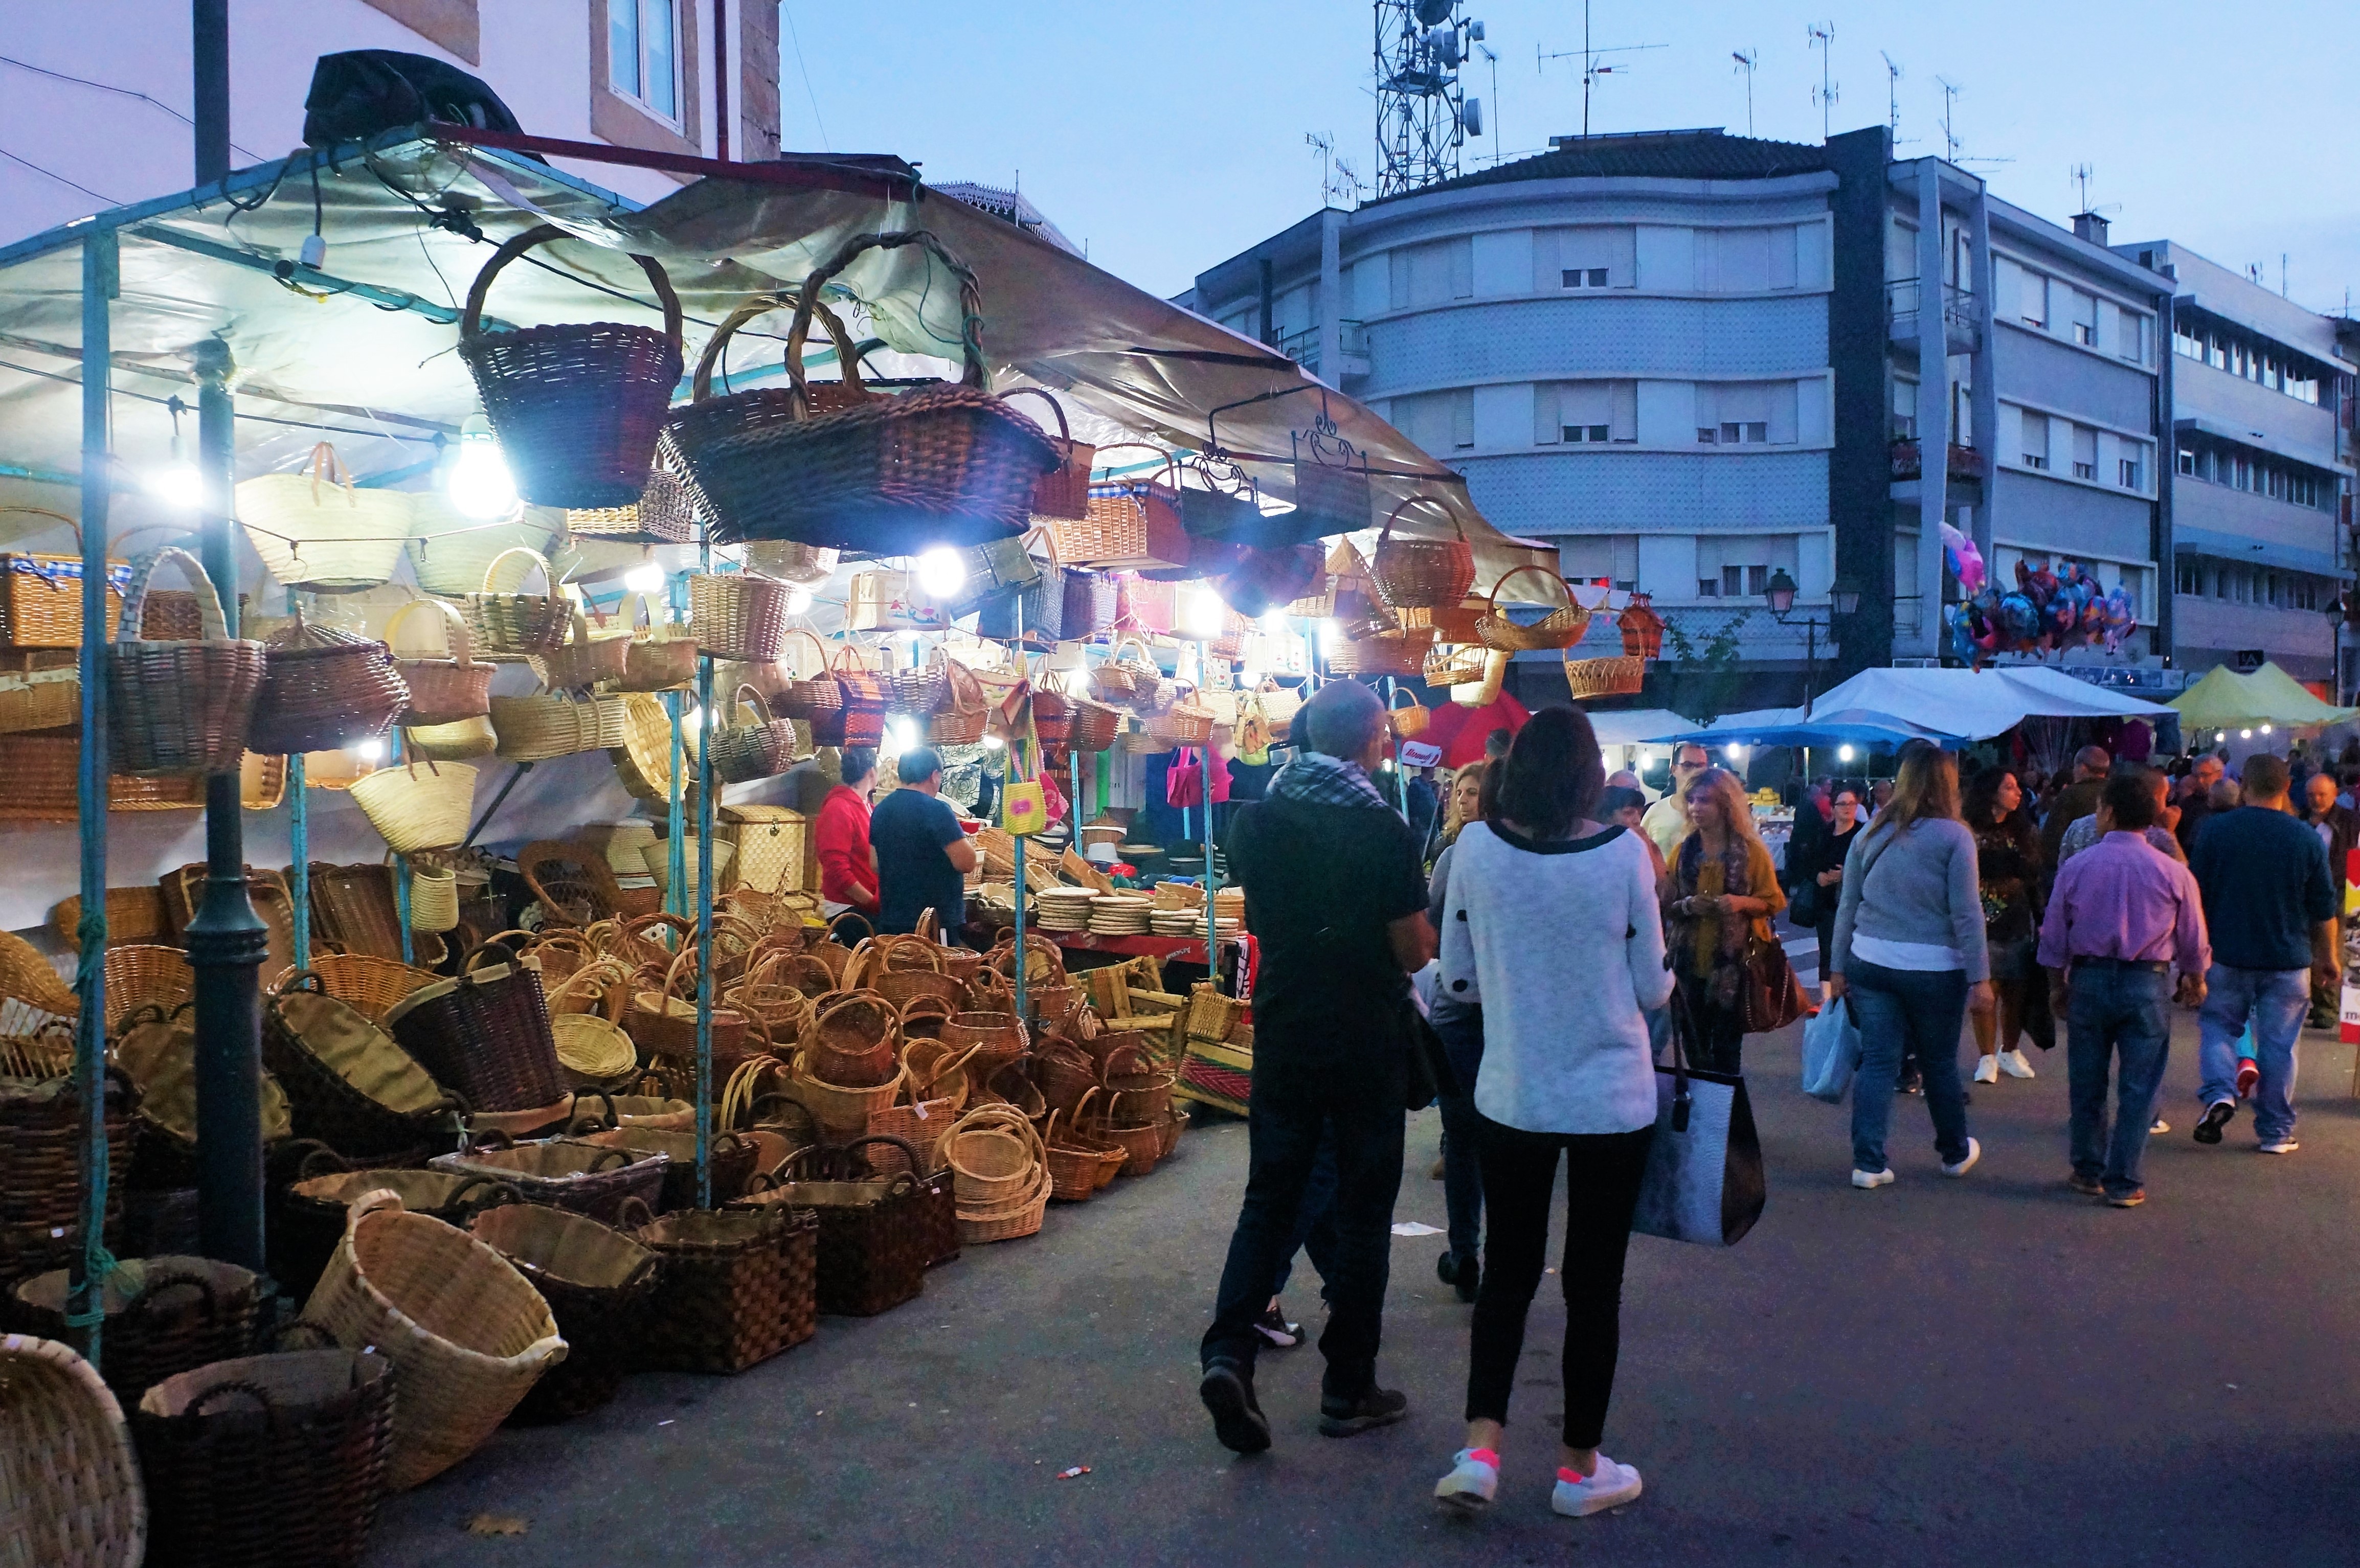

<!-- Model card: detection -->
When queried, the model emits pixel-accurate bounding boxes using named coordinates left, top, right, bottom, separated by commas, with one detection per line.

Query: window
left=1892, top=378, right=1918, bottom=440
left=2019, top=268, right=2048, bottom=328
left=2117, top=309, right=2145, bottom=362
left=1563, top=424, right=1611, bottom=443
left=2175, top=322, right=2203, bottom=360
left=609, top=0, right=680, bottom=121
left=2071, top=290, right=2098, bottom=347
left=1697, top=427, right=1718, bottom=444
left=2177, top=557, right=2201, bottom=596
left=1562, top=267, right=1609, bottom=288
left=2120, top=455, right=2142, bottom=489
left=2178, top=446, right=2197, bottom=476
left=2072, top=425, right=2099, bottom=482
left=1747, top=564, right=1770, bottom=597
left=1698, top=576, right=1720, bottom=597
left=2021, top=411, right=2049, bottom=470
left=1722, top=565, right=1745, bottom=597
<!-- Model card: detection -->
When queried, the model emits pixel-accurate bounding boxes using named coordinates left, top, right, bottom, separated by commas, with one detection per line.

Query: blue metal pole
left=1012, top=599, right=1027, bottom=1026
left=666, top=690, right=687, bottom=919
left=68, top=231, right=117, bottom=1361
left=694, top=563, right=715, bottom=1208
left=287, top=583, right=310, bottom=971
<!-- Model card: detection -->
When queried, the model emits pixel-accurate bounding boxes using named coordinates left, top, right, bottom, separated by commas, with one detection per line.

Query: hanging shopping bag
left=1800, top=994, right=1860, bottom=1104
left=999, top=684, right=1049, bottom=836
left=1632, top=991, right=1766, bottom=1247
left=1165, top=747, right=1206, bottom=809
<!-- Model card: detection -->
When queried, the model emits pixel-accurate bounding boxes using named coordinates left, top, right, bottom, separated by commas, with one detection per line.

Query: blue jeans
left=2198, top=964, right=2308, bottom=1143
left=1846, top=958, right=1971, bottom=1172
left=2065, top=964, right=2173, bottom=1197
left=1433, top=1010, right=1486, bottom=1262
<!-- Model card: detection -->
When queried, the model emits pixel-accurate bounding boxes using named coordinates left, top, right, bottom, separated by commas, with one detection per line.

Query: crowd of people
left=1193, top=688, right=2350, bottom=1526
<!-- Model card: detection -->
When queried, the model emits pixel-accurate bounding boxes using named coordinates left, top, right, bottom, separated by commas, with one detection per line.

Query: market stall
left=0, top=122, right=1637, bottom=1550
left=2170, top=660, right=2360, bottom=739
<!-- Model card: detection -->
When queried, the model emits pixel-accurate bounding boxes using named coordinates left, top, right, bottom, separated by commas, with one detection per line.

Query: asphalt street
left=371, top=1003, right=2360, bottom=1567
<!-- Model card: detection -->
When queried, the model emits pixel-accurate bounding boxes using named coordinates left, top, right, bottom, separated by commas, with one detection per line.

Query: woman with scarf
left=1664, top=768, right=1785, bottom=1075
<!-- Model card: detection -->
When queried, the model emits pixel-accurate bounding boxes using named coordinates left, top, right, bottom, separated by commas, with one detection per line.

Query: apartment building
left=0, top=0, right=786, bottom=247
left=2110, top=241, right=2356, bottom=684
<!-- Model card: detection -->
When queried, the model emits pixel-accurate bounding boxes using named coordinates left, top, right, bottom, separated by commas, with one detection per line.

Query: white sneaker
left=1941, top=1138, right=1982, bottom=1177
left=1851, top=1167, right=1895, bottom=1189
left=2149, top=1118, right=2171, bottom=1135
left=1553, top=1456, right=1644, bottom=1517
left=1972, top=1054, right=1999, bottom=1083
left=1998, top=1049, right=2036, bottom=1080
left=2259, top=1139, right=2300, bottom=1155
left=1434, top=1448, right=1500, bottom=1513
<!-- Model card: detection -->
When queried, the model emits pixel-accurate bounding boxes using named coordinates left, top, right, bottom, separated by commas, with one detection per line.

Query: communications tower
left=1375, top=0, right=1484, bottom=197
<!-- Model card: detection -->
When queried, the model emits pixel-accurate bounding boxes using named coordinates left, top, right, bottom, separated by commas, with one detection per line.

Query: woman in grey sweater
left=1826, top=742, right=1995, bottom=1189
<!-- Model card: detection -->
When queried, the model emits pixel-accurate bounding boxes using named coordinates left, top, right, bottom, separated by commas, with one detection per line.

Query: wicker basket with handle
left=8, top=1256, right=264, bottom=1406
left=1, top=509, right=124, bottom=649
left=456, top=224, right=685, bottom=509
left=490, top=686, right=629, bottom=764
left=347, top=760, right=476, bottom=853
left=383, top=959, right=566, bottom=1116
left=244, top=612, right=408, bottom=757
left=0, top=1333, right=147, bottom=1567
left=1474, top=565, right=1592, bottom=653
left=1369, top=495, right=1477, bottom=611
left=706, top=683, right=798, bottom=785
left=263, top=975, right=461, bottom=1160
left=464, top=546, right=571, bottom=659
left=621, top=1197, right=789, bottom=1373
left=107, top=547, right=265, bottom=777
left=688, top=570, right=791, bottom=663
left=999, top=388, right=1094, bottom=520
left=426, top=1134, right=668, bottom=1225
left=563, top=465, right=698, bottom=545
left=617, top=590, right=699, bottom=692
left=531, top=606, right=630, bottom=692
left=1055, top=443, right=1189, bottom=571
left=1562, top=653, right=1647, bottom=701
left=236, top=442, right=411, bottom=591
left=401, top=498, right=565, bottom=599
left=465, top=1197, right=656, bottom=1422
left=1325, top=626, right=1435, bottom=678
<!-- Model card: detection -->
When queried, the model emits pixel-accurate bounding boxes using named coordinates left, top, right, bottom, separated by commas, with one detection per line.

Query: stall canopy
left=2170, top=662, right=2360, bottom=732
left=0, top=127, right=1548, bottom=582
left=1652, top=665, right=2172, bottom=748
left=1585, top=709, right=1695, bottom=750
left=1652, top=706, right=1964, bottom=750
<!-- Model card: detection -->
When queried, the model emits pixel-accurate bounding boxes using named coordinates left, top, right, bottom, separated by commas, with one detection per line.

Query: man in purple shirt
left=2038, top=774, right=2212, bottom=1208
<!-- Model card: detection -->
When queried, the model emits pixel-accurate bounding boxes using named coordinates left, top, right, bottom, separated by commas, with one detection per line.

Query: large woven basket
left=270, top=1163, right=513, bottom=1306
left=427, top=1135, right=668, bottom=1225
left=741, top=1144, right=927, bottom=1316
left=708, top=684, right=797, bottom=784
left=347, top=760, right=476, bottom=853
left=132, top=1346, right=393, bottom=1568
left=490, top=688, right=628, bottom=764
left=398, top=716, right=498, bottom=762
left=689, top=569, right=792, bottom=663
left=245, top=614, right=408, bottom=757
left=107, top=547, right=264, bottom=777
left=1326, top=626, right=1435, bottom=678
left=1, top=510, right=125, bottom=650
left=401, top=499, right=564, bottom=599
left=264, top=954, right=436, bottom=1022
left=8, top=1257, right=264, bottom=1406
left=564, top=466, right=698, bottom=546
left=466, top=1199, right=656, bottom=1423
left=531, top=606, right=631, bottom=692
left=623, top=1200, right=789, bottom=1374
left=660, top=233, right=1058, bottom=554
left=1474, top=565, right=1592, bottom=652
left=1563, top=653, right=1647, bottom=700
left=236, top=443, right=411, bottom=592
left=0, top=1333, right=147, bottom=1567
left=1369, top=496, right=1477, bottom=611
left=299, top=1190, right=566, bottom=1490
left=457, top=224, right=685, bottom=509
left=463, top=546, right=571, bottom=660
left=262, top=979, right=460, bottom=1160
left=384, top=961, right=566, bottom=1116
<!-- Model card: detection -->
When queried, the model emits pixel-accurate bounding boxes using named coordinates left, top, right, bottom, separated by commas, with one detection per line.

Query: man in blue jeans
left=2037, top=772, right=2211, bottom=1207
left=2186, top=754, right=2339, bottom=1154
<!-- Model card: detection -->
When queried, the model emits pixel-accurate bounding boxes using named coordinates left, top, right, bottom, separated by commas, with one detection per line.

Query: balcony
left=1277, top=319, right=1370, bottom=382
left=1886, top=279, right=1981, bottom=355
left=1889, top=439, right=1987, bottom=484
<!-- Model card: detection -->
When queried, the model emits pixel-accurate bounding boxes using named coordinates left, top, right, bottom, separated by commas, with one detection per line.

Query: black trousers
left=1200, top=1068, right=1405, bottom=1399
left=1676, top=974, right=1746, bottom=1075
left=1464, top=1117, right=1654, bottom=1449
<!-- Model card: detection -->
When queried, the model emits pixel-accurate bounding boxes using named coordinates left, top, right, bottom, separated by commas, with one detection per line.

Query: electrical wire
left=0, top=144, right=115, bottom=206
left=780, top=3, right=831, bottom=151
left=0, top=356, right=442, bottom=445
left=0, top=53, right=268, bottom=162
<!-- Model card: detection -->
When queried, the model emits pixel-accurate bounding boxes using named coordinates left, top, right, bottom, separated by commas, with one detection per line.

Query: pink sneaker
left=2235, top=1060, right=2260, bottom=1100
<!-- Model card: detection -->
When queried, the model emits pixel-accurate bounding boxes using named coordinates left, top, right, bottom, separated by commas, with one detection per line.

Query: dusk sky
left=784, top=1, right=2357, bottom=308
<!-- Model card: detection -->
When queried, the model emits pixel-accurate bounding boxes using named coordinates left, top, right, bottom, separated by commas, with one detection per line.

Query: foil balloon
left=1938, top=521, right=1986, bottom=597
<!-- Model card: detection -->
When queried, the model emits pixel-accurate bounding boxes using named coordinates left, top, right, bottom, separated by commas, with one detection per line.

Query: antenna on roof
left=1936, top=76, right=1962, bottom=163
left=1732, top=50, right=1758, bottom=138
left=1807, top=22, right=1837, bottom=142
left=1880, top=51, right=1902, bottom=139
left=2071, top=162, right=2094, bottom=212
left=1539, top=1, right=1666, bottom=140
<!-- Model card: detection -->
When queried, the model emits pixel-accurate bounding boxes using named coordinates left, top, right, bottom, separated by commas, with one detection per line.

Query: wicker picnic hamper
left=456, top=224, right=685, bottom=509
left=661, top=235, right=1058, bottom=554
left=106, top=548, right=264, bottom=777
left=1369, top=496, right=1477, bottom=611
left=1563, top=653, right=1647, bottom=700
left=299, top=1189, right=565, bottom=1490
left=383, top=961, right=565, bottom=1115
left=244, top=614, right=407, bottom=757
left=462, top=546, right=571, bottom=658
left=271, top=1163, right=514, bottom=1305
left=1475, top=564, right=1591, bottom=652
left=743, top=1135, right=928, bottom=1315
left=132, top=1346, right=392, bottom=1568
left=1060, top=445, right=1189, bottom=571
left=0, top=663, right=79, bottom=735
left=7, top=1257, right=263, bottom=1404
left=564, top=465, right=698, bottom=545
left=347, top=760, right=476, bottom=852
left=688, top=570, right=791, bottom=663
left=1, top=510, right=124, bottom=649
left=0, top=1333, right=147, bottom=1568
left=428, top=1134, right=667, bottom=1225
left=466, top=1198, right=657, bottom=1422
left=622, top=1198, right=788, bottom=1374
left=707, top=683, right=798, bottom=784
left=236, top=443, right=411, bottom=592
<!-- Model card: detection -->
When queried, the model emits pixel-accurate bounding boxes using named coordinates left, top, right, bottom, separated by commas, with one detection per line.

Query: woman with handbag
left=1429, top=709, right=1672, bottom=1521
left=1790, top=786, right=1864, bottom=1001
left=1963, top=768, right=2043, bottom=1084
left=1826, top=742, right=1993, bottom=1190
left=1663, top=769, right=1787, bottom=1075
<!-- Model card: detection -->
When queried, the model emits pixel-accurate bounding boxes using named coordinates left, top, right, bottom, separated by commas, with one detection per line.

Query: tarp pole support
left=1013, top=597, right=1027, bottom=1026
left=694, top=536, right=716, bottom=1211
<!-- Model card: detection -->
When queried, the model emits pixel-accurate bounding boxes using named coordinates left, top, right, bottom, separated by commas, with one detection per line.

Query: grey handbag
left=1632, top=989, right=1766, bottom=1247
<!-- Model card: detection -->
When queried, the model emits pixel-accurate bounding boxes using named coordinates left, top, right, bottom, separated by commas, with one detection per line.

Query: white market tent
left=1650, top=665, right=2172, bottom=748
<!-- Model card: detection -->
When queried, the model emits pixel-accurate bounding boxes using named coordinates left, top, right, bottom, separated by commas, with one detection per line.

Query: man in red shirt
left=815, top=748, right=879, bottom=917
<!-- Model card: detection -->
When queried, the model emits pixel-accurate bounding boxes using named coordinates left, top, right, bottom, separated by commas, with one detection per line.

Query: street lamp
left=1763, top=570, right=1861, bottom=718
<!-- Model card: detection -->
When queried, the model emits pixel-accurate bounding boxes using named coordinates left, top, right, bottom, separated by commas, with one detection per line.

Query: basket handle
left=293, top=1143, right=351, bottom=1181
left=614, top=1194, right=656, bottom=1231
left=115, top=546, right=229, bottom=648
left=1378, top=494, right=1466, bottom=546
left=1390, top=687, right=1425, bottom=712
left=731, top=682, right=775, bottom=726
left=1485, top=563, right=1573, bottom=616
left=779, top=625, right=830, bottom=680
left=445, top=1175, right=527, bottom=1219
left=184, top=1378, right=282, bottom=1424
left=349, top=1188, right=407, bottom=1220
left=586, top=1146, right=633, bottom=1173
left=479, top=544, right=555, bottom=597
left=996, top=387, right=1071, bottom=445
left=690, top=290, right=865, bottom=405
left=786, top=230, right=987, bottom=402
left=460, top=223, right=683, bottom=349
left=383, top=596, right=479, bottom=667
left=571, top=1086, right=620, bottom=1130
left=119, top=1266, right=219, bottom=1324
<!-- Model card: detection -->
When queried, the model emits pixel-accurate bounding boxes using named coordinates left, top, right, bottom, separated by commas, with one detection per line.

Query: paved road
left=372, top=1009, right=2360, bottom=1567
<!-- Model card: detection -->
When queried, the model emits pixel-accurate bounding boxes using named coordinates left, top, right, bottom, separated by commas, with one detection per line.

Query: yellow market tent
left=2169, top=661, right=2359, bottom=731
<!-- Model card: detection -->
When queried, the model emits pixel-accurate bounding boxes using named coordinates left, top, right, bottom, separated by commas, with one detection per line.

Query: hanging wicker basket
left=245, top=612, right=409, bottom=757
left=1325, top=626, right=1434, bottom=678
left=490, top=687, right=629, bottom=764
left=1474, top=565, right=1592, bottom=653
left=999, top=388, right=1095, bottom=520
left=1368, top=495, right=1477, bottom=611
left=564, top=466, right=698, bottom=544
left=106, top=547, right=265, bottom=777
left=532, top=606, right=631, bottom=692
left=707, top=683, right=798, bottom=784
left=1562, top=653, right=1647, bottom=701
left=236, top=442, right=411, bottom=591
left=456, top=224, right=685, bottom=509
left=1617, top=592, right=1667, bottom=660
left=464, top=546, right=571, bottom=658
left=689, top=571, right=791, bottom=663
left=401, top=497, right=564, bottom=599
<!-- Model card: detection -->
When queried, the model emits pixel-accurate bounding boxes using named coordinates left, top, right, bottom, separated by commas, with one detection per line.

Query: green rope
left=68, top=908, right=115, bottom=1339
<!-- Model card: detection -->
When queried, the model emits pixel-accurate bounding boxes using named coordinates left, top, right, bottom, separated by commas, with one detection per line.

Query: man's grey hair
left=1301, top=679, right=1387, bottom=759
left=2076, top=745, right=2111, bottom=776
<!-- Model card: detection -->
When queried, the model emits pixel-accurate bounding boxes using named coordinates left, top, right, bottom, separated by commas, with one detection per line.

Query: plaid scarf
left=1268, top=751, right=1390, bottom=811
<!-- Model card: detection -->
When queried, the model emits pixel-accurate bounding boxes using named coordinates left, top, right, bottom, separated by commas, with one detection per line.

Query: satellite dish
left=1414, top=0, right=1456, bottom=28
left=1434, top=28, right=1462, bottom=65
left=1460, top=97, right=1483, bottom=136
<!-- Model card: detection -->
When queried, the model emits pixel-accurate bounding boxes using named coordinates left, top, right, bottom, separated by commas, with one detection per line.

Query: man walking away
left=2039, top=745, right=2112, bottom=877
left=1199, top=681, right=1436, bottom=1453
left=2188, top=755, right=2339, bottom=1153
left=2037, top=775, right=2210, bottom=1208
left=2301, top=772, right=2357, bottom=1028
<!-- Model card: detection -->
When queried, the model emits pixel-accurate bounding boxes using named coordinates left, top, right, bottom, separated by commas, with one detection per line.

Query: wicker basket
left=0, top=663, right=78, bottom=735
left=8, top=1257, right=263, bottom=1405
left=490, top=687, right=627, bottom=764
left=265, top=954, right=437, bottom=1022
left=738, top=1143, right=927, bottom=1316
left=804, top=992, right=900, bottom=1088
left=619, top=594, right=701, bottom=692
left=530, top=606, right=631, bottom=693
left=466, top=1200, right=656, bottom=1422
left=463, top=546, right=570, bottom=659
left=244, top=611, right=408, bottom=758
left=270, top=1164, right=512, bottom=1306
left=623, top=1199, right=789, bottom=1374
left=552, top=1012, right=638, bottom=1087
left=262, top=978, right=459, bottom=1159
left=457, top=225, right=685, bottom=509
left=383, top=961, right=565, bottom=1115
left=564, top=465, right=698, bottom=546
left=298, top=1190, right=565, bottom=1490
left=106, top=547, right=264, bottom=777
left=111, top=1005, right=293, bottom=1188
left=49, top=887, right=168, bottom=952
left=96, top=942, right=191, bottom=1036
left=707, top=683, right=797, bottom=784
left=721, top=804, right=810, bottom=898
left=1058, top=445, right=1189, bottom=571
left=1368, top=495, right=1477, bottom=611
left=1, top=510, right=124, bottom=650
left=406, top=862, right=459, bottom=933
left=427, top=1135, right=668, bottom=1225
left=401, top=499, right=564, bottom=599
left=132, top=1346, right=393, bottom=1568
left=1325, top=626, right=1435, bottom=678
left=688, top=571, right=791, bottom=663
left=237, top=443, right=411, bottom=591
left=397, top=716, right=497, bottom=762
left=660, top=234, right=1058, bottom=554
left=998, top=388, right=1095, bottom=520
left=0, top=1333, right=147, bottom=1567
left=347, top=761, right=476, bottom=852
left=1475, top=565, right=1592, bottom=652
left=1563, top=653, right=1647, bottom=700
left=575, top=1126, right=760, bottom=1212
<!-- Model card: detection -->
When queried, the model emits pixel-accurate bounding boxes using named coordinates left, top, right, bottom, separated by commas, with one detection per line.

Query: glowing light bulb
left=1239, top=668, right=1262, bottom=690
left=2260, top=723, right=2273, bottom=735
left=446, top=414, right=516, bottom=519
left=915, top=546, right=965, bottom=600
left=1635, top=748, right=1654, bottom=767
left=1261, top=606, right=1289, bottom=633
left=621, top=560, right=665, bottom=595
left=146, top=461, right=204, bottom=510
left=1724, top=743, right=1746, bottom=761
left=2216, top=732, right=2228, bottom=743
left=352, top=737, right=386, bottom=762
left=785, top=585, right=814, bottom=615
left=2241, top=728, right=2254, bottom=739
left=1319, top=618, right=1341, bottom=654
left=886, top=717, right=917, bottom=754
left=1837, top=744, right=1856, bottom=762
left=1185, top=585, right=1227, bottom=641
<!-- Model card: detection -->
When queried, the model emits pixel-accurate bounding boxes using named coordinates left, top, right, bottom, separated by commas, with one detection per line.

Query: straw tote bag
left=402, top=496, right=565, bottom=599
left=237, top=442, right=411, bottom=590
left=348, top=761, right=477, bottom=853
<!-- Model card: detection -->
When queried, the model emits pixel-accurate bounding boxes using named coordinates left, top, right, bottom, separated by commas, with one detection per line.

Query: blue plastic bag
left=1801, top=995, right=1860, bottom=1104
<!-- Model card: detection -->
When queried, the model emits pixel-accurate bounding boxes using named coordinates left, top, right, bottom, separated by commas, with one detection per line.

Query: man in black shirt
left=1198, top=680, right=1436, bottom=1453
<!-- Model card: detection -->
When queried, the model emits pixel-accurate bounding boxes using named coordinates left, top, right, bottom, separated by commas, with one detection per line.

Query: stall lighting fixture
left=1635, top=748, right=1654, bottom=767
left=1185, top=585, right=1227, bottom=641
left=886, top=717, right=917, bottom=755
left=1239, top=667, right=1262, bottom=689
left=621, top=560, right=666, bottom=596
left=2241, top=728, right=2254, bottom=739
left=915, top=546, right=965, bottom=601
left=785, top=585, right=814, bottom=615
left=1261, top=606, right=1290, bottom=633
left=146, top=396, right=203, bottom=509
left=352, top=737, right=385, bottom=762
left=2217, top=731, right=2228, bottom=743
left=1837, top=744, right=1856, bottom=762
left=1318, top=619, right=1341, bottom=654
left=1724, top=743, right=1747, bottom=761
left=2261, top=724, right=2274, bottom=735
left=447, top=414, right=517, bottom=519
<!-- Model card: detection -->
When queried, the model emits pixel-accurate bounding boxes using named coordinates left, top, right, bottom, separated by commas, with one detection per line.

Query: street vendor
left=815, top=747, right=880, bottom=919
left=869, top=746, right=980, bottom=937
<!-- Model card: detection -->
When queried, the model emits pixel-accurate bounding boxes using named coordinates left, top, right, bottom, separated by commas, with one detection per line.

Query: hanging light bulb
left=915, top=546, right=965, bottom=601
left=785, top=584, right=814, bottom=615
left=2240, top=728, right=2254, bottom=739
left=621, top=558, right=666, bottom=596
left=884, top=717, right=916, bottom=756
left=446, top=414, right=516, bottom=519
left=1724, top=743, right=1747, bottom=761
left=1837, top=744, right=1856, bottom=762
left=1185, top=585, right=1227, bottom=641
left=1239, top=666, right=1263, bottom=690
left=351, top=736, right=386, bottom=763
left=146, top=395, right=203, bottom=510
left=2216, top=731, right=2228, bottom=744
left=2260, top=723, right=2274, bottom=735
left=1319, top=618, right=1341, bottom=654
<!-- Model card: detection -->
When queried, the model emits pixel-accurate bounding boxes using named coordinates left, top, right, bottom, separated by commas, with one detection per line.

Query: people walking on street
left=1198, top=680, right=1436, bottom=1453
left=2037, top=774, right=2211, bottom=1208
left=1664, top=767, right=1785, bottom=1075
left=1789, top=786, right=1863, bottom=1001
left=2301, top=771, right=2356, bottom=1028
left=1641, top=743, right=1707, bottom=861
left=1964, top=768, right=2044, bottom=1083
left=2039, top=745, right=2112, bottom=880
left=2175, top=752, right=2226, bottom=857
left=1827, top=742, right=1992, bottom=1190
left=2058, top=763, right=2184, bottom=866
left=2186, top=755, right=2339, bottom=1154
left=1430, top=707, right=1671, bottom=1520
left=1425, top=758, right=1494, bottom=1299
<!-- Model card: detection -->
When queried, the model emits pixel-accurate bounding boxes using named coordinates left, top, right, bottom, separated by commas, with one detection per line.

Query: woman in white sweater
left=1429, top=707, right=1674, bottom=1523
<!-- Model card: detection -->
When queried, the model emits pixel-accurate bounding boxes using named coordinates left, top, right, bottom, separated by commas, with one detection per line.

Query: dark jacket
left=2311, top=803, right=2359, bottom=896
left=2039, top=777, right=2107, bottom=881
